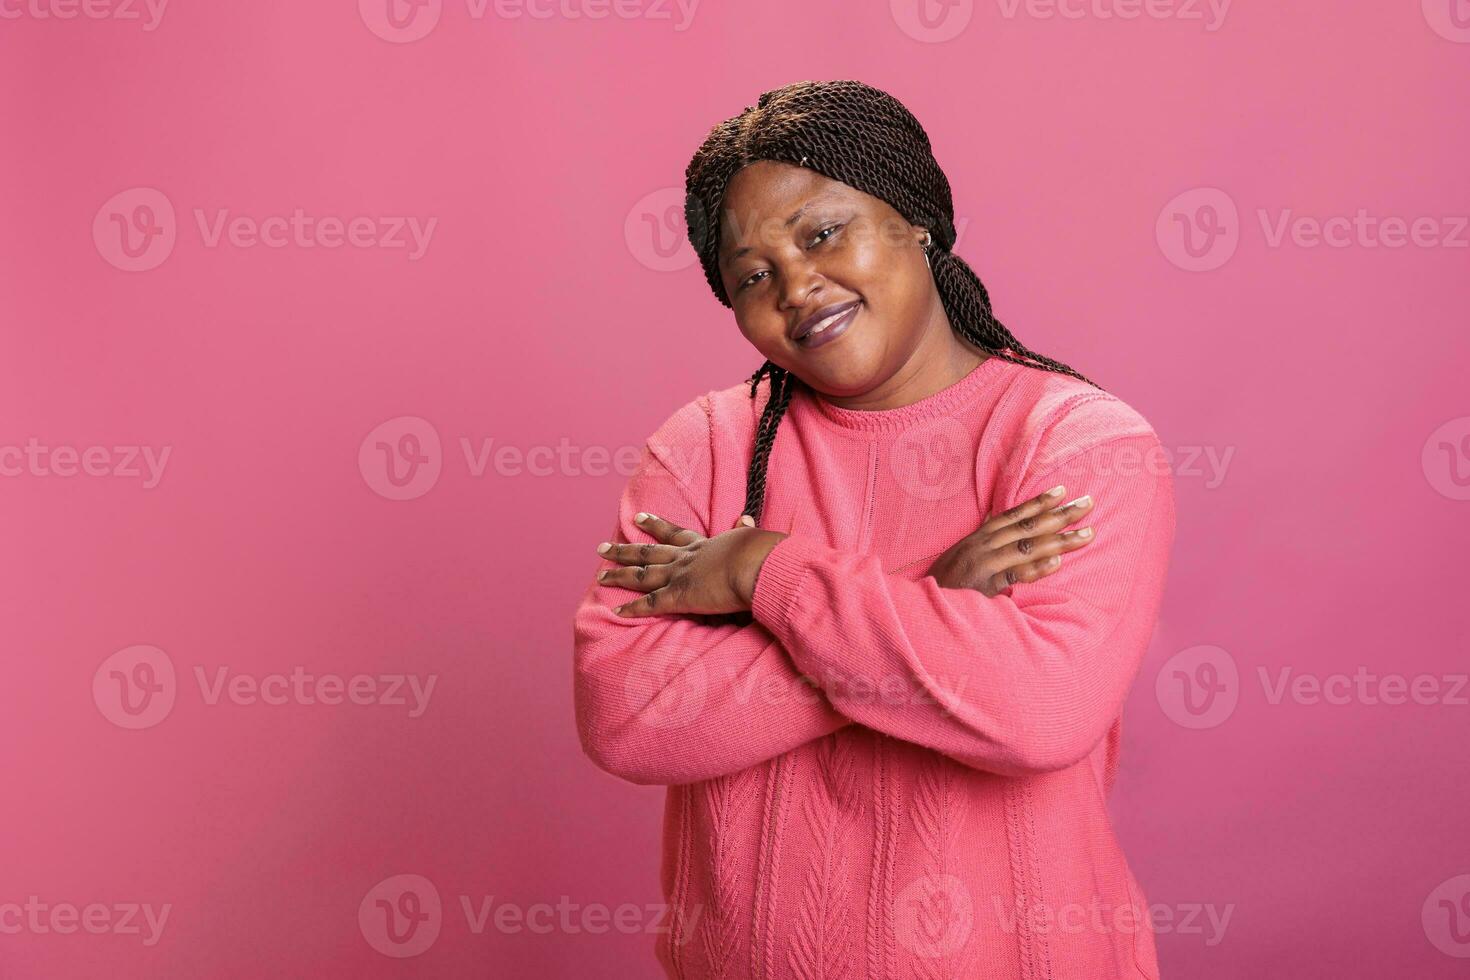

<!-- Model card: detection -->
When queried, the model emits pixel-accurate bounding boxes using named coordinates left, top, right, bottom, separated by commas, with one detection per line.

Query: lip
left=796, top=302, right=859, bottom=350
left=792, top=299, right=861, bottom=343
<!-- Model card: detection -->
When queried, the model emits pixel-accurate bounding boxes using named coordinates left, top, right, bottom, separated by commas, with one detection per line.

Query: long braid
left=684, top=80, right=1102, bottom=524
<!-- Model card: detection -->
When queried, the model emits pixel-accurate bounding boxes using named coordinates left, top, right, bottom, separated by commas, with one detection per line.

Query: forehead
left=717, top=162, right=863, bottom=262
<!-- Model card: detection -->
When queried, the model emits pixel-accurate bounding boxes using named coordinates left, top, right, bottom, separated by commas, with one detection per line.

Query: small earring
left=921, top=231, right=933, bottom=269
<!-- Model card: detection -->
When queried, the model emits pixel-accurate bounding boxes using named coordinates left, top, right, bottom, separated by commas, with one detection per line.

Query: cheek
left=734, top=310, right=788, bottom=352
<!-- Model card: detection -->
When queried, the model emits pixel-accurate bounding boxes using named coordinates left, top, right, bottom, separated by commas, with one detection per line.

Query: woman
left=573, top=79, right=1175, bottom=980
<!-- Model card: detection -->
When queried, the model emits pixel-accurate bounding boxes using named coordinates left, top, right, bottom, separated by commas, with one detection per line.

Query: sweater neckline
left=801, top=354, right=1010, bottom=433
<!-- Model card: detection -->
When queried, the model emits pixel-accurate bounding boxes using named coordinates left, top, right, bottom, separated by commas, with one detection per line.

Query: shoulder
left=641, top=378, right=765, bottom=484
left=989, top=361, right=1165, bottom=485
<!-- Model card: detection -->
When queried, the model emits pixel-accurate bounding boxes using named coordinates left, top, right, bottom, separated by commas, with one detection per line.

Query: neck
left=819, top=310, right=988, bottom=413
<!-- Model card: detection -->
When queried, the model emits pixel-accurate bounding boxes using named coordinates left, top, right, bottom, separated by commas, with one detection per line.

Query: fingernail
left=1077, top=527, right=1093, bottom=538
left=635, top=513, right=649, bottom=523
left=1046, top=555, right=1061, bottom=567
left=598, top=570, right=608, bottom=581
left=1047, top=485, right=1065, bottom=496
left=597, top=542, right=611, bottom=554
left=1066, top=495, right=1092, bottom=508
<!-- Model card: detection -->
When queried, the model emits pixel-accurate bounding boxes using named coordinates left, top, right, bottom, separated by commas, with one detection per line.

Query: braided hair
left=683, top=80, right=1102, bottom=525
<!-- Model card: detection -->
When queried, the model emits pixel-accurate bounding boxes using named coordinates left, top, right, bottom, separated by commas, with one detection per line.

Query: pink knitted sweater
left=572, top=355, right=1176, bottom=980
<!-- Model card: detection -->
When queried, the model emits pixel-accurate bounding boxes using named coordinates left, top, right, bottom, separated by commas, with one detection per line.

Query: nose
left=776, top=256, right=825, bottom=312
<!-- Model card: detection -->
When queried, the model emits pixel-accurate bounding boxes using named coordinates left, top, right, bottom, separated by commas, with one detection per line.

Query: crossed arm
left=572, top=429, right=1175, bottom=785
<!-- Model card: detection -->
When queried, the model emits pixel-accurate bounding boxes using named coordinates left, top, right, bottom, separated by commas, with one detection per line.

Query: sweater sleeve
left=748, top=401, right=1176, bottom=779
left=571, top=395, right=851, bottom=787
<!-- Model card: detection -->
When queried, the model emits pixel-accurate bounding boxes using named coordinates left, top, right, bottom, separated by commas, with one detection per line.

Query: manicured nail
left=635, top=512, right=649, bottom=523
left=1076, top=527, right=1093, bottom=538
left=597, top=542, right=611, bottom=554
left=1065, top=495, right=1092, bottom=508
left=1045, top=555, right=1061, bottom=567
left=1046, top=485, right=1065, bottom=497
left=598, top=570, right=608, bottom=581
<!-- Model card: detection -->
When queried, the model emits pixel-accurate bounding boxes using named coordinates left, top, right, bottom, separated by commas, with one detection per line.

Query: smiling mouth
left=793, top=300, right=861, bottom=344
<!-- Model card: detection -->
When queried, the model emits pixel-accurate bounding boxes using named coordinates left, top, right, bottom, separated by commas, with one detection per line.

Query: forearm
left=748, top=438, right=1175, bottom=778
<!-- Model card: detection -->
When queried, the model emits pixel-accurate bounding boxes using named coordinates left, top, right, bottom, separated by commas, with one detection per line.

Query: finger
left=599, top=560, right=674, bottom=592
left=598, top=539, right=683, bottom=566
left=988, top=524, right=1097, bottom=571
left=984, top=495, right=1094, bottom=551
left=736, top=514, right=756, bottom=529
left=614, top=586, right=677, bottom=618
left=984, top=554, right=1064, bottom=595
left=982, top=529, right=1097, bottom=591
left=976, top=485, right=1068, bottom=536
left=633, top=512, right=703, bottom=545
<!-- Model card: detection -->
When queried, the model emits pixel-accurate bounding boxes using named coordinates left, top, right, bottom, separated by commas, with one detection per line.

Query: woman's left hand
left=597, top=513, right=787, bottom=617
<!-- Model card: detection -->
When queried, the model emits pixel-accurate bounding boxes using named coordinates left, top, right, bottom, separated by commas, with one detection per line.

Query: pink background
left=3, top=1, right=1469, bottom=976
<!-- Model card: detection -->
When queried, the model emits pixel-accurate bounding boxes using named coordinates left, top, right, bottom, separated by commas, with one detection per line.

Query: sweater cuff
left=749, top=533, right=823, bottom=637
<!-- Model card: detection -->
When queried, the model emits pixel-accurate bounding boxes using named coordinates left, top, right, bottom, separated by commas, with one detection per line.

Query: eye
left=809, top=223, right=843, bottom=247
left=737, top=270, right=768, bottom=292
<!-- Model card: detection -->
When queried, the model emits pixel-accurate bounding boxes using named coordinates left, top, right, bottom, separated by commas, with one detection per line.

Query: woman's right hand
left=927, top=486, right=1097, bottom=597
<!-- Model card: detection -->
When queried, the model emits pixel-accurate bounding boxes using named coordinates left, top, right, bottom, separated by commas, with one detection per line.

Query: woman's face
left=716, top=160, right=948, bottom=399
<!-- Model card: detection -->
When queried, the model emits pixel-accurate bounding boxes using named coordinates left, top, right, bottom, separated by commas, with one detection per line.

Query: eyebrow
left=721, top=193, right=842, bottom=266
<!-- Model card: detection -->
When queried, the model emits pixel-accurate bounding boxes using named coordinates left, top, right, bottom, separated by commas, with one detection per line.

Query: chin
left=787, top=353, right=885, bottom=398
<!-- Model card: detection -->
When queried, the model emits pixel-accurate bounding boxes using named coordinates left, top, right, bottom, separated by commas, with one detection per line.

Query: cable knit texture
left=572, top=355, right=1176, bottom=979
